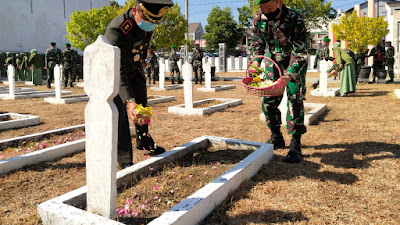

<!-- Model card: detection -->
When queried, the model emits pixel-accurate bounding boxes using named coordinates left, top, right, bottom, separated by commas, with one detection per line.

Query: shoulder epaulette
left=120, top=19, right=134, bottom=35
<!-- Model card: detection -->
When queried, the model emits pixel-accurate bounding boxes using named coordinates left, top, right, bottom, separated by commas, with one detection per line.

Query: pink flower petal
left=154, top=184, right=159, bottom=191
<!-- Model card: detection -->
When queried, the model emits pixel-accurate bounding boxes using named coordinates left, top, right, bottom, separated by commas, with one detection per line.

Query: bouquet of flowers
left=135, top=104, right=152, bottom=126
left=248, top=76, right=278, bottom=88
left=248, top=64, right=265, bottom=77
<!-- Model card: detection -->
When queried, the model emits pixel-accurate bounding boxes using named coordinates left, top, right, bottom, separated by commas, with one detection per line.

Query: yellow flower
left=252, top=76, right=262, bottom=83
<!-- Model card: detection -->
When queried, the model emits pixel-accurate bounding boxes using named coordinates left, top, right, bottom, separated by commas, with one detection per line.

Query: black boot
left=135, top=123, right=165, bottom=155
left=284, top=134, right=302, bottom=163
left=69, top=82, right=74, bottom=88
left=47, top=83, right=51, bottom=89
left=64, top=82, right=68, bottom=88
left=311, top=80, right=319, bottom=89
left=266, top=126, right=285, bottom=150
left=119, top=162, right=133, bottom=170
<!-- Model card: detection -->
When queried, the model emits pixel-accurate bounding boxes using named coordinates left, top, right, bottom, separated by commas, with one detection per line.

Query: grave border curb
left=395, top=89, right=400, bottom=99
left=197, top=84, right=236, bottom=92
left=310, top=88, right=340, bottom=97
left=0, top=113, right=40, bottom=131
left=147, top=95, right=175, bottom=105
left=168, top=98, right=242, bottom=116
left=38, top=136, right=273, bottom=225
left=44, top=95, right=89, bottom=104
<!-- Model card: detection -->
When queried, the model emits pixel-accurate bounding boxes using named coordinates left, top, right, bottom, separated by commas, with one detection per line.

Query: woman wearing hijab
left=333, top=42, right=356, bottom=97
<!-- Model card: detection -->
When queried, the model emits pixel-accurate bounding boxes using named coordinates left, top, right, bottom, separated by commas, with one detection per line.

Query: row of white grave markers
left=7, top=65, right=15, bottom=97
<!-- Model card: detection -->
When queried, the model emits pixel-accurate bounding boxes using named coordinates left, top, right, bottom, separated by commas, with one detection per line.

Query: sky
left=116, top=0, right=369, bottom=27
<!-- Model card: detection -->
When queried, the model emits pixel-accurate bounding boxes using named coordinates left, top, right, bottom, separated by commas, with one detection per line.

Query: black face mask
left=265, top=6, right=281, bottom=20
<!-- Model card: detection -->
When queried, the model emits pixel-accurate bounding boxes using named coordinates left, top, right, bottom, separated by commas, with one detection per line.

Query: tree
left=151, top=3, right=189, bottom=50
left=333, top=10, right=389, bottom=53
left=204, top=6, right=241, bottom=51
left=65, top=6, right=118, bottom=51
left=110, top=0, right=119, bottom=8
left=237, top=0, right=336, bottom=30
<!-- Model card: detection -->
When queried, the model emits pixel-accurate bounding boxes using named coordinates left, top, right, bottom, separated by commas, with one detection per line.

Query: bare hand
left=252, top=61, right=260, bottom=68
left=339, top=64, right=343, bottom=70
left=126, top=101, right=138, bottom=121
left=281, top=75, right=292, bottom=83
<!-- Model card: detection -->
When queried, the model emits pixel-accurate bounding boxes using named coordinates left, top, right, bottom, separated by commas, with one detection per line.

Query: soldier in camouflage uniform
left=28, top=49, right=43, bottom=85
left=169, top=45, right=182, bottom=84
left=190, top=44, right=204, bottom=84
left=312, top=36, right=333, bottom=89
left=15, top=53, right=24, bottom=81
left=62, top=43, right=75, bottom=87
left=385, top=41, right=395, bottom=83
left=146, top=48, right=158, bottom=84
left=22, top=52, right=31, bottom=81
left=72, top=50, right=79, bottom=82
left=250, top=0, right=308, bottom=163
left=45, top=42, right=62, bottom=88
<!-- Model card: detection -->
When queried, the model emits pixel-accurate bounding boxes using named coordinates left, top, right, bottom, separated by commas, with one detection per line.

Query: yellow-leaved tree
left=332, top=10, right=389, bottom=54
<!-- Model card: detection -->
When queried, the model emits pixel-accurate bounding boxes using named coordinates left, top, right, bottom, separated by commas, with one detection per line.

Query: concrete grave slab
left=150, top=84, right=183, bottom=91
left=0, top=87, right=35, bottom=94
left=197, top=84, right=236, bottom=92
left=2, top=81, right=25, bottom=85
left=0, top=90, right=72, bottom=100
left=168, top=98, right=242, bottom=116
left=310, top=88, right=340, bottom=97
left=260, top=102, right=327, bottom=125
left=38, top=136, right=273, bottom=225
left=147, top=95, right=175, bottom=105
left=395, top=89, right=400, bottom=99
left=0, top=113, right=40, bottom=131
left=44, top=94, right=89, bottom=104
left=25, top=81, right=48, bottom=86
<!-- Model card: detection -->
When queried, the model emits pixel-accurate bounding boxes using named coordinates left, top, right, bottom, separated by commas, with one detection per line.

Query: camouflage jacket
left=147, top=52, right=158, bottom=67
left=314, top=44, right=331, bottom=65
left=5, top=54, right=14, bottom=67
left=249, top=5, right=308, bottom=80
left=191, top=50, right=203, bottom=67
left=62, top=49, right=75, bottom=69
left=22, top=54, right=29, bottom=70
left=385, top=46, right=395, bottom=63
left=45, top=47, right=62, bottom=67
left=169, top=50, right=179, bottom=67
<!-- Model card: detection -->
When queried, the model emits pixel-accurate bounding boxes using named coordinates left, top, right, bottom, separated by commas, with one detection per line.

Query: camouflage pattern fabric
left=5, top=53, right=14, bottom=67
left=249, top=5, right=308, bottom=135
left=45, top=47, right=62, bottom=85
left=62, top=48, right=75, bottom=85
left=22, top=52, right=31, bottom=81
left=146, top=52, right=158, bottom=84
left=169, top=49, right=180, bottom=81
left=370, top=46, right=385, bottom=81
left=385, top=46, right=395, bottom=79
left=191, top=50, right=203, bottom=83
left=15, top=54, right=25, bottom=81
left=314, top=44, right=331, bottom=66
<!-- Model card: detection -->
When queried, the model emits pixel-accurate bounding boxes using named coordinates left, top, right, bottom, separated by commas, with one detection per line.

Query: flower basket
left=241, top=56, right=287, bottom=97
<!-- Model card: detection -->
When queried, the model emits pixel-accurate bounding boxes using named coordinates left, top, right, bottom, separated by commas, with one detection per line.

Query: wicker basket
left=241, top=56, right=287, bottom=97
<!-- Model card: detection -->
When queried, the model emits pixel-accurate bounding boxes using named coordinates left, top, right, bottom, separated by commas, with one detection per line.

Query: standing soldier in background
left=28, top=49, right=43, bottom=85
left=169, top=45, right=182, bottom=84
left=312, top=36, right=332, bottom=89
left=354, top=49, right=369, bottom=83
left=62, top=43, right=75, bottom=88
left=250, top=0, right=308, bottom=163
left=45, top=42, right=62, bottom=88
left=72, top=49, right=79, bottom=82
left=22, top=52, right=30, bottom=81
left=369, top=42, right=385, bottom=83
left=190, top=44, right=204, bottom=84
left=15, top=54, right=23, bottom=81
left=146, top=47, right=158, bottom=84
left=385, top=41, right=395, bottom=83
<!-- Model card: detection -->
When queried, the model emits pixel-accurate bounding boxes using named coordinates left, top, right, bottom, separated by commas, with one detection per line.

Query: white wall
left=0, top=0, right=109, bottom=54
left=386, top=3, right=394, bottom=43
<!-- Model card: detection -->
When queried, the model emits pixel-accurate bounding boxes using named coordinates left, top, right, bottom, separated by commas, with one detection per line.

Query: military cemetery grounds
left=0, top=70, right=400, bottom=224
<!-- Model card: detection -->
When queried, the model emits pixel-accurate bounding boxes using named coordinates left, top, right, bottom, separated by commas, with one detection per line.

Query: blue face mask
left=138, top=19, right=157, bottom=32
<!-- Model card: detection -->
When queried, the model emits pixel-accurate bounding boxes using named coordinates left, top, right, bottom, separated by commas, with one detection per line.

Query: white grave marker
left=54, top=65, right=62, bottom=99
left=204, top=62, right=212, bottom=89
left=84, top=35, right=120, bottom=219
left=159, top=61, right=165, bottom=89
left=183, top=62, right=193, bottom=109
left=7, top=65, right=15, bottom=98
left=278, top=88, right=288, bottom=124
left=319, top=60, right=328, bottom=93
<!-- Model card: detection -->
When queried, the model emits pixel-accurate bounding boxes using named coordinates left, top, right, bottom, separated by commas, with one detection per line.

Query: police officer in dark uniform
left=104, top=0, right=173, bottom=169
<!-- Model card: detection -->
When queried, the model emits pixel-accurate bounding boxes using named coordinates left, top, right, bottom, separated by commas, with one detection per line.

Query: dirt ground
left=0, top=71, right=399, bottom=224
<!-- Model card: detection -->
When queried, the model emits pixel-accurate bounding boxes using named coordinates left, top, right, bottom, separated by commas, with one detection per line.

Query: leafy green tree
left=65, top=6, right=118, bottom=51
left=151, top=3, right=189, bottom=50
left=333, top=10, right=389, bottom=53
left=204, top=6, right=241, bottom=51
left=237, top=0, right=336, bottom=30
left=110, top=0, right=119, bottom=8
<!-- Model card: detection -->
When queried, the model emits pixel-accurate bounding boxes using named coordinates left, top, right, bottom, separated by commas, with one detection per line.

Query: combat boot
left=135, top=123, right=165, bottom=155
left=64, top=81, right=68, bottom=88
left=118, top=162, right=133, bottom=170
left=69, top=82, right=74, bottom=88
left=47, top=83, right=51, bottom=89
left=386, top=78, right=394, bottom=83
left=266, top=126, right=285, bottom=150
left=284, top=134, right=302, bottom=163
left=311, top=80, right=319, bottom=89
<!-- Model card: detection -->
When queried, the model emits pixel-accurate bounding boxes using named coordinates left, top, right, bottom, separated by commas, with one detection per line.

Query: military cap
left=31, top=49, right=37, bottom=54
left=138, top=0, right=173, bottom=24
left=65, top=42, right=71, bottom=47
left=255, top=0, right=272, bottom=5
left=50, top=41, right=56, bottom=45
left=323, top=37, right=331, bottom=42
left=171, top=44, right=176, bottom=49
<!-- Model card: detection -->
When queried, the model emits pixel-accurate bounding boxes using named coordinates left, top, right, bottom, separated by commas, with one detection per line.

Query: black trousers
left=113, top=68, right=147, bottom=164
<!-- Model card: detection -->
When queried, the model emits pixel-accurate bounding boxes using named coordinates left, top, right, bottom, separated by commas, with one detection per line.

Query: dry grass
left=0, top=72, right=399, bottom=224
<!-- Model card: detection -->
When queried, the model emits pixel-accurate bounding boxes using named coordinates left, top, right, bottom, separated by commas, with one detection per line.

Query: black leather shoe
left=284, top=151, right=302, bottom=163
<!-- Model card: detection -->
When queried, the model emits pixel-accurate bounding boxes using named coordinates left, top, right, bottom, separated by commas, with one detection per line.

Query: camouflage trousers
left=63, top=68, right=74, bottom=86
left=262, top=77, right=307, bottom=135
left=387, top=62, right=394, bottom=79
left=170, top=64, right=180, bottom=82
left=147, top=64, right=158, bottom=84
left=193, top=64, right=203, bottom=83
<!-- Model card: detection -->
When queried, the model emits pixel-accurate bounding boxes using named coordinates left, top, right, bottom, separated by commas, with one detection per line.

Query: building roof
left=188, top=23, right=202, bottom=33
